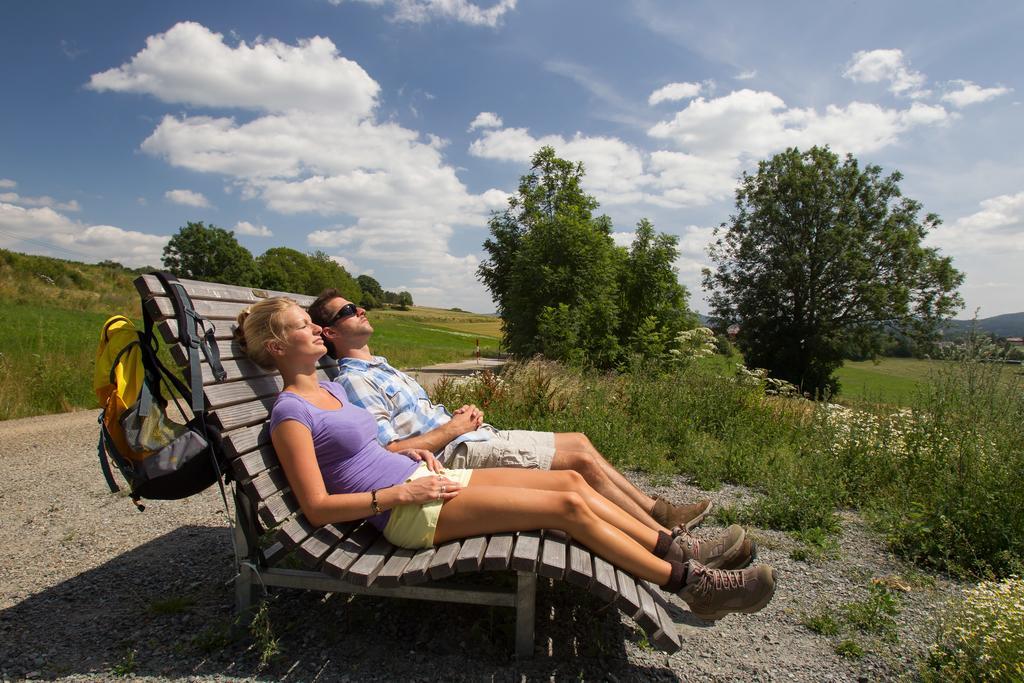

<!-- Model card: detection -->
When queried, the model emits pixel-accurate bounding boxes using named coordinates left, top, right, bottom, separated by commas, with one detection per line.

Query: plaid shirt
left=334, top=355, right=495, bottom=450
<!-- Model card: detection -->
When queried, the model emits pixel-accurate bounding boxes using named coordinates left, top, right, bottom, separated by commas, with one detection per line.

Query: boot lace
left=692, top=565, right=745, bottom=596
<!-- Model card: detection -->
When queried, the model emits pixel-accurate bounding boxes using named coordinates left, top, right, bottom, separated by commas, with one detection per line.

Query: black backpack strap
left=151, top=271, right=227, bottom=414
left=96, top=414, right=120, bottom=494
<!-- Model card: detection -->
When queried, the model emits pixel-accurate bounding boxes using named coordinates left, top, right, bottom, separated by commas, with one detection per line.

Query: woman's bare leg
left=434, top=485, right=672, bottom=585
left=464, top=468, right=661, bottom=550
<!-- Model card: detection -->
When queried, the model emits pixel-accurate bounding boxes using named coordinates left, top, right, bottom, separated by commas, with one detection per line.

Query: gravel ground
left=0, top=409, right=961, bottom=682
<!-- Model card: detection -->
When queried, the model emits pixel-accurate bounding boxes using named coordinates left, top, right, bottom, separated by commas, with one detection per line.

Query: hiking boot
left=652, top=496, right=713, bottom=531
left=665, top=525, right=749, bottom=569
left=676, top=561, right=777, bottom=621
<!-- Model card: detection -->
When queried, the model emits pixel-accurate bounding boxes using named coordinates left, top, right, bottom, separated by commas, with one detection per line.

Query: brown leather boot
left=651, top=496, right=713, bottom=531
left=664, top=524, right=751, bottom=569
left=676, top=561, right=777, bottom=621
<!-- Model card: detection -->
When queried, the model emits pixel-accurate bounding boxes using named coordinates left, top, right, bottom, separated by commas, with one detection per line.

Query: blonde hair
left=233, top=297, right=300, bottom=369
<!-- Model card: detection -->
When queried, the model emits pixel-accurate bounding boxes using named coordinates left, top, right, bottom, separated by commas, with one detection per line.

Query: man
left=308, top=290, right=714, bottom=534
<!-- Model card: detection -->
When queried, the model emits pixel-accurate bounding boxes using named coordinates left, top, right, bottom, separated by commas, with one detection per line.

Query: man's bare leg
left=551, top=433, right=666, bottom=531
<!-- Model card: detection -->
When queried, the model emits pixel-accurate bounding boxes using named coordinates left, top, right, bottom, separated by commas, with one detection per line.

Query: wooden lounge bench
left=134, top=274, right=683, bottom=657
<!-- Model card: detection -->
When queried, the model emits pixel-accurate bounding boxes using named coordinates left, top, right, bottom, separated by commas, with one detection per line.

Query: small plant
left=923, top=576, right=1024, bottom=682
left=800, top=609, right=840, bottom=636
left=250, top=600, right=281, bottom=666
left=111, top=648, right=137, bottom=677
left=835, top=639, right=865, bottom=659
left=790, top=527, right=841, bottom=562
left=840, top=582, right=901, bottom=642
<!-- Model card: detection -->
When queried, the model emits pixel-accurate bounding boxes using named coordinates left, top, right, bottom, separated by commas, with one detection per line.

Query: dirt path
left=0, top=364, right=959, bottom=681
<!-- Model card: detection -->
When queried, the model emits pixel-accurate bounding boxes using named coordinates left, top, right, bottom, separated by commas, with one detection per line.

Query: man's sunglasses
left=326, top=302, right=359, bottom=326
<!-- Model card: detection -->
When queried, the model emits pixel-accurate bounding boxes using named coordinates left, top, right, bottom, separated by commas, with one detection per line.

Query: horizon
left=1, top=1, right=1021, bottom=316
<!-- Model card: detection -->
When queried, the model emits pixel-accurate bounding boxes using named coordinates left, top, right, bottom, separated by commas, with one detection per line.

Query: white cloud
left=610, top=231, right=634, bottom=248
left=468, top=111, right=503, bottom=131
left=0, top=179, right=16, bottom=189
left=328, top=254, right=368, bottom=276
left=930, top=191, right=1024, bottom=254
left=843, top=49, right=928, bottom=98
left=735, top=70, right=757, bottom=81
left=648, top=89, right=950, bottom=159
left=0, top=202, right=167, bottom=266
left=87, top=22, right=379, bottom=118
left=234, top=220, right=273, bottom=236
left=0, top=192, right=81, bottom=212
left=648, top=82, right=703, bottom=106
left=164, top=188, right=211, bottom=208
left=942, top=80, right=1012, bottom=108
left=470, top=127, right=652, bottom=205
left=330, top=0, right=517, bottom=27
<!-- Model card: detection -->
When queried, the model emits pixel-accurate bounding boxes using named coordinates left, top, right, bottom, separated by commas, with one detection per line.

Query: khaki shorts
left=382, top=463, right=474, bottom=549
left=443, top=430, right=556, bottom=470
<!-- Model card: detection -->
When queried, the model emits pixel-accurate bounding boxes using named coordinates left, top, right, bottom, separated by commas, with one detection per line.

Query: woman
left=234, top=298, right=777, bottom=621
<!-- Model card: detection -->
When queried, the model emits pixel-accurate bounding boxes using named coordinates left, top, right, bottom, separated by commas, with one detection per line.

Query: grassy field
left=0, top=299, right=502, bottom=421
left=836, top=357, right=1021, bottom=406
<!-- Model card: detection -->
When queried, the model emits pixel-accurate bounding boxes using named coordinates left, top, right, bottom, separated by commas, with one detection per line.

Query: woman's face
left=276, top=304, right=326, bottom=362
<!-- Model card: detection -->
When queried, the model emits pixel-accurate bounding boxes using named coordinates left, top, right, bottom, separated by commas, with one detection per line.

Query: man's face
left=321, top=296, right=373, bottom=347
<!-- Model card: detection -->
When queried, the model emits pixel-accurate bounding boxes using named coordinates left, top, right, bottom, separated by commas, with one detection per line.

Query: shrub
left=923, top=576, right=1024, bottom=681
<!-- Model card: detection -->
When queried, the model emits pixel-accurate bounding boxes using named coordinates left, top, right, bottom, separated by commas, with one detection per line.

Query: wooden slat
left=210, top=396, right=277, bottom=432
left=375, top=547, right=417, bottom=588
left=634, top=582, right=661, bottom=634
left=222, top=424, right=271, bottom=460
left=298, top=525, right=347, bottom=566
left=256, top=490, right=300, bottom=529
left=455, top=536, right=488, bottom=573
left=261, top=541, right=289, bottom=567
left=205, top=374, right=285, bottom=408
left=346, top=535, right=397, bottom=587
left=641, top=582, right=682, bottom=653
left=590, top=555, right=618, bottom=603
left=482, top=533, right=514, bottom=571
left=321, top=523, right=380, bottom=578
left=510, top=531, right=541, bottom=573
left=240, top=467, right=289, bottom=504
left=231, top=445, right=279, bottom=480
left=136, top=273, right=317, bottom=307
left=566, top=542, right=593, bottom=588
left=400, top=547, right=437, bottom=585
left=145, top=295, right=255, bottom=322
left=539, top=531, right=568, bottom=580
left=276, top=515, right=319, bottom=550
left=428, top=541, right=462, bottom=580
left=171, top=339, right=244, bottom=367
left=614, top=569, right=643, bottom=619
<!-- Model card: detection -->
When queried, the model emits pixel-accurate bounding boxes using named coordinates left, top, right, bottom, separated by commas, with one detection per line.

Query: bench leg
left=515, top=571, right=537, bottom=658
left=232, top=487, right=261, bottom=617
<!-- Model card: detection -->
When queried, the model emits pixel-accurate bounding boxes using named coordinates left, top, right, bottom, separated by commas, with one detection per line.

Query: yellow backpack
left=93, top=272, right=227, bottom=509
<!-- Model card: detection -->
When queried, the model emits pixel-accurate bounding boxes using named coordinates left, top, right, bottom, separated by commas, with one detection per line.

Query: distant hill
left=943, top=312, right=1024, bottom=339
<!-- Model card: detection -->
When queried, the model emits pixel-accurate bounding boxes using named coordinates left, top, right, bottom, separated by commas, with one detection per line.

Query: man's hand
left=448, top=408, right=480, bottom=435
left=453, top=404, right=484, bottom=429
left=397, top=448, right=443, bottom=474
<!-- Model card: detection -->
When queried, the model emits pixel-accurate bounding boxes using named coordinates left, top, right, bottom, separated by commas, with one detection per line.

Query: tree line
left=161, top=222, right=412, bottom=310
left=480, top=145, right=963, bottom=396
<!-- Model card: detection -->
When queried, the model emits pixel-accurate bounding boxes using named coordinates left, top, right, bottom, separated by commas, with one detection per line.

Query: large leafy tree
left=307, top=250, right=362, bottom=302
left=480, top=147, right=693, bottom=368
left=619, top=219, right=697, bottom=358
left=162, top=221, right=258, bottom=286
left=356, top=274, right=384, bottom=308
left=257, top=247, right=312, bottom=293
left=703, top=146, right=963, bottom=395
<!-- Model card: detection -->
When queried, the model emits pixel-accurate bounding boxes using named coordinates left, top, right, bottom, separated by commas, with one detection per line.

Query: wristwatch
left=370, top=488, right=382, bottom=515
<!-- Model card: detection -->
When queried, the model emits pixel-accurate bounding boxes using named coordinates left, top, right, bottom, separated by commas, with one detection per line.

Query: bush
left=923, top=576, right=1024, bottom=681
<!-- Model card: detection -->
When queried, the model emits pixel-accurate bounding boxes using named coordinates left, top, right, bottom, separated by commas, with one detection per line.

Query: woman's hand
left=401, top=473, right=463, bottom=504
left=397, top=448, right=443, bottom=474
left=454, top=404, right=485, bottom=429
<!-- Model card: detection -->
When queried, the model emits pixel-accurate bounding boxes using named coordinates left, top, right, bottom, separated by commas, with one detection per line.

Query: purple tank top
left=269, top=381, right=418, bottom=529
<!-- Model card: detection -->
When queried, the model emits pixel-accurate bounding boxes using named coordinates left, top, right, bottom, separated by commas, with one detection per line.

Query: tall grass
left=433, top=356, right=1023, bottom=578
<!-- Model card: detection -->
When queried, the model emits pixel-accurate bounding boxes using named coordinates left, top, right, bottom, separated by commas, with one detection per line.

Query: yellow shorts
left=382, top=463, right=474, bottom=549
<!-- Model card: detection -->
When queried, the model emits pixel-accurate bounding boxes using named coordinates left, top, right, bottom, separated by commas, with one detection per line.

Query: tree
left=162, top=221, right=258, bottom=286
left=478, top=147, right=624, bottom=368
left=307, top=250, right=362, bottom=301
left=395, top=290, right=413, bottom=310
left=257, top=247, right=312, bottom=293
left=618, top=219, right=698, bottom=359
left=703, top=146, right=963, bottom=396
left=357, top=274, right=384, bottom=309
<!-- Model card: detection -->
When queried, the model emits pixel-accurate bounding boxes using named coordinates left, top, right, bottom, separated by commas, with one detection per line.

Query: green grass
left=360, top=310, right=501, bottom=369
left=835, top=358, right=942, bottom=405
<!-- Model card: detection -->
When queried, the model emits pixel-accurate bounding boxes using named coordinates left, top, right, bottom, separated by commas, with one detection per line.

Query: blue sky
left=1, top=1, right=1022, bottom=316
